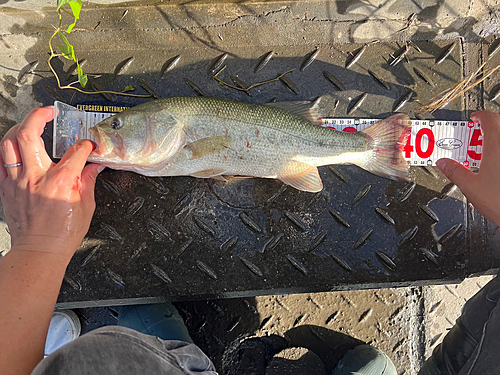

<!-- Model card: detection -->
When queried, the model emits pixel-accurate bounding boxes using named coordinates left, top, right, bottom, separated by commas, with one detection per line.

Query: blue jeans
left=32, top=325, right=216, bottom=375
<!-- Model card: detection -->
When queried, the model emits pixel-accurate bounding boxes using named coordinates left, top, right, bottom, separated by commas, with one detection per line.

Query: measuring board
left=53, top=101, right=483, bottom=168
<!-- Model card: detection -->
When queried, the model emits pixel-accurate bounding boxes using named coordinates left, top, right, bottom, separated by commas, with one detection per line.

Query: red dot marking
left=342, top=126, right=357, bottom=133
left=246, top=140, right=250, bottom=148
left=256, top=130, right=260, bottom=136
left=217, top=109, right=221, bottom=116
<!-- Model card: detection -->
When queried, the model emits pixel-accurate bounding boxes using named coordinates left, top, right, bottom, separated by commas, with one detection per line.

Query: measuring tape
left=52, top=101, right=483, bottom=168
left=322, top=118, right=483, bottom=168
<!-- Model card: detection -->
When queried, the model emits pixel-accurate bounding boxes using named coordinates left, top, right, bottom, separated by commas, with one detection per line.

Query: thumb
left=81, top=163, right=105, bottom=203
left=436, top=158, right=477, bottom=198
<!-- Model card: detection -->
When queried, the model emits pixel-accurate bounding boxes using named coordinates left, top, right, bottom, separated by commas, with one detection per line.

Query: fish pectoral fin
left=191, top=169, right=227, bottom=179
left=265, top=99, right=322, bottom=125
left=278, top=162, right=323, bottom=193
left=184, top=136, right=232, bottom=159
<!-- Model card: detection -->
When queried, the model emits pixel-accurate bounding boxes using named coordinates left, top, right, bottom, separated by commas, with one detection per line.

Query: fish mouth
left=89, top=127, right=112, bottom=156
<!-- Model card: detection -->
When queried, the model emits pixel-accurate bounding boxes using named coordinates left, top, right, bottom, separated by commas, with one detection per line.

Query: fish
left=88, top=97, right=411, bottom=193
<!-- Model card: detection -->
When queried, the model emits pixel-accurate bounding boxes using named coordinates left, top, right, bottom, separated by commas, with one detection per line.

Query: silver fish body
left=89, top=97, right=410, bottom=192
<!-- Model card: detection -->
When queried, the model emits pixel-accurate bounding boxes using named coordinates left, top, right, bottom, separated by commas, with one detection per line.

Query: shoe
left=331, top=345, right=397, bottom=375
left=44, top=310, right=81, bottom=357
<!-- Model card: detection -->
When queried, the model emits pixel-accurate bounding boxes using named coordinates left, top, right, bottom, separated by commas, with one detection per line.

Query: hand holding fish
left=0, top=106, right=103, bottom=261
left=436, top=111, right=500, bottom=226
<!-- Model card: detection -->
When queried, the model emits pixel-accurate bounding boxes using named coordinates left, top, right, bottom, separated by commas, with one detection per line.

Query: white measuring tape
left=52, top=101, right=483, bottom=168
left=322, top=118, right=483, bottom=168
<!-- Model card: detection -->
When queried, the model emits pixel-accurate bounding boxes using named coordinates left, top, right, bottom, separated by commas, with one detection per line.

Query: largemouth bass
left=88, top=97, right=411, bottom=193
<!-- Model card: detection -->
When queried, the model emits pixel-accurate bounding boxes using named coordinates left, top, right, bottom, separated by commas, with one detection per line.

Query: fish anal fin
left=265, top=99, right=322, bottom=125
left=191, top=169, right=227, bottom=179
left=185, top=136, right=232, bottom=159
left=279, top=162, right=323, bottom=192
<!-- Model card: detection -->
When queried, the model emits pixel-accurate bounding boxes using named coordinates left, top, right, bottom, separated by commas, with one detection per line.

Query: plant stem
left=212, top=67, right=296, bottom=93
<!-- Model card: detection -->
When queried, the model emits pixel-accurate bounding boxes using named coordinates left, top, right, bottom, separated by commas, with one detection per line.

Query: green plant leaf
left=57, top=44, right=75, bottom=60
left=58, top=32, right=76, bottom=60
left=123, top=85, right=134, bottom=92
left=79, top=74, right=88, bottom=88
left=77, top=61, right=87, bottom=88
left=66, top=0, right=82, bottom=33
left=57, top=0, right=70, bottom=11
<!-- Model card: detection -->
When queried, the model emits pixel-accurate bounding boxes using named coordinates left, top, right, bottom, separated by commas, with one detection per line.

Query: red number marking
left=467, top=128, right=483, bottom=160
left=415, top=128, right=435, bottom=158
left=403, top=133, right=414, bottom=158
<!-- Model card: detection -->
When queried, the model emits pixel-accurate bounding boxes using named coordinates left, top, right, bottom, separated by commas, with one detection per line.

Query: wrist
left=9, top=241, right=77, bottom=267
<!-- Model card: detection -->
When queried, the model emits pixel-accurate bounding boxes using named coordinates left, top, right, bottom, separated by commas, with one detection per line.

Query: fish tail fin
left=358, top=114, right=411, bottom=180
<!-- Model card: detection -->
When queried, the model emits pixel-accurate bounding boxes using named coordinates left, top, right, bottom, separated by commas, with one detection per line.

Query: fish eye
left=111, top=118, right=123, bottom=130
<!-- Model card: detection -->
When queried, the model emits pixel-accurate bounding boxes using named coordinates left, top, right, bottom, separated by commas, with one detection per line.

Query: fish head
left=89, top=110, right=145, bottom=160
left=89, top=104, right=183, bottom=166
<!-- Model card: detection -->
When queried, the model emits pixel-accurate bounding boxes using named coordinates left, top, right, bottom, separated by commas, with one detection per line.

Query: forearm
left=0, top=247, right=72, bottom=375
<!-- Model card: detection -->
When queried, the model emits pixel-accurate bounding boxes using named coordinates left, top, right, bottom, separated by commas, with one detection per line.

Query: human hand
left=0, top=106, right=103, bottom=262
left=436, top=111, right=500, bottom=226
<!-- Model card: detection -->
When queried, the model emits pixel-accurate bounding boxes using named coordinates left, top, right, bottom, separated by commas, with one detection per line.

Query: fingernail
left=436, top=159, right=447, bottom=172
left=97, top=165, right=105, bottom=173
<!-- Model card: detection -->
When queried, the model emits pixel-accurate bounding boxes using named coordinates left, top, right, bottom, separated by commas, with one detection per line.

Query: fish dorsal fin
left=265, top=99, right=322, bottom=125
left=185, top=136, right=232, bottom=159
left=279, top=161, right=323, bottom=192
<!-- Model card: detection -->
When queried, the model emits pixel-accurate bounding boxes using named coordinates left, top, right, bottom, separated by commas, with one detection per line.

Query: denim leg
left=32, top=326, right=216, bottom=375
left=118, top=302, right=193, bottom=343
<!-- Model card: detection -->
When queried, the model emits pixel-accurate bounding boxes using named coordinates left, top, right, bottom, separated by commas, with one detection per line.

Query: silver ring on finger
left=4, top=162, right=23, bottom=168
